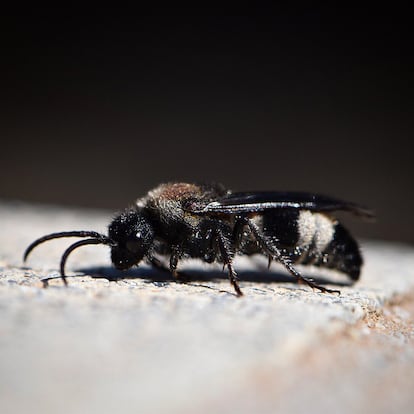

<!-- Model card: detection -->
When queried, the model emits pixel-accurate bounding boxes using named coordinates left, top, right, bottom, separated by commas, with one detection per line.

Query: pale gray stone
left=1, top=201, right=413, bottom=414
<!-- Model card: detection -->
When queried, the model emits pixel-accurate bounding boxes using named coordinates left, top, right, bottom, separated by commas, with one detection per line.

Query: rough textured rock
left=1, top=201, right=413, bottom=414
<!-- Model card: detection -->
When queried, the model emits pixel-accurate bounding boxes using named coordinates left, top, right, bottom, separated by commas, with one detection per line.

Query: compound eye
left=126, top=239, right=142, bottom=253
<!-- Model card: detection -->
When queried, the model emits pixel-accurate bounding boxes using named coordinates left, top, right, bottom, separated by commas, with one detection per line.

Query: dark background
left=1, top=8, right=413, bottom=243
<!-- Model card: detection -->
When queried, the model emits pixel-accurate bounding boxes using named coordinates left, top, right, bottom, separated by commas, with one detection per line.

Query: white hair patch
left=297, top=211, right=335, bottom=252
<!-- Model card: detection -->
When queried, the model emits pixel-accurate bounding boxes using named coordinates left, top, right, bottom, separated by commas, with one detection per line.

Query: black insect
left=24, top=182, right=374, bottom=296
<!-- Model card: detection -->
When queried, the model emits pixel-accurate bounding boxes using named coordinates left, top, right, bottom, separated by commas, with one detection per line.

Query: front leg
left=147, top=255, right=170, bottom=273
left=169, top=245, right=182, bottom=278
left=147, top=247, right=186, bottom=281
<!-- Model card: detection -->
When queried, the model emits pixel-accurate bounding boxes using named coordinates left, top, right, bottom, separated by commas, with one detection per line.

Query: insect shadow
left=65, top=263, right=353, bottom=292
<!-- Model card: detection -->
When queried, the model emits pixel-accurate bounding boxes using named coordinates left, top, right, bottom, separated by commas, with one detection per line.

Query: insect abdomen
left=260, top=210, right=363, bottom=281
left=295, top=211, right=363, bottom=280
left=311, top=222, right=362, bottom=280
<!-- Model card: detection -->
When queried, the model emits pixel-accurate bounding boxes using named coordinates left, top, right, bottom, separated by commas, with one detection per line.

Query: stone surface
left=0, top=201, right=413, bottom=414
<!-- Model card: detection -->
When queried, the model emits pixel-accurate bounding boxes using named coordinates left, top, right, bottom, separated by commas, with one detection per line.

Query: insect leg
left=214, top=225, right=243, bottom=296
left=232, top=216, right=246, bottom=249
left=147, top=251, right=188, bottom=281
left=147, top=255, right=170, bottom=273
left=233, top=215, right=273, bottom=267
left=169, top=245, right=183, bottom=278
left=245, top=218, right=340, bottom=294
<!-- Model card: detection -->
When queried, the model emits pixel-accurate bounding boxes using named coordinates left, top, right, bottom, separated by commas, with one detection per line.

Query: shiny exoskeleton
left=24, top=182, right=374, bottom=296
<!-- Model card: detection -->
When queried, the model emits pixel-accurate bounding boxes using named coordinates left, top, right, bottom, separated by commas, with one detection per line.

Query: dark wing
left=186, top=191, right=374, bottom=219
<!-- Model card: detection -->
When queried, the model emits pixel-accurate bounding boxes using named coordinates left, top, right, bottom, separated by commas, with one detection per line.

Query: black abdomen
left=292, top=212, right=363, bottom=281
left=242, top=210, right=363, bottom=281
left=305, top=222, right=363, bottom=281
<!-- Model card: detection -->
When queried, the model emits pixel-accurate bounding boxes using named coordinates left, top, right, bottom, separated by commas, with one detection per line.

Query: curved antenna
left=23, top=231, right=112, bottom=262
left=60, top=238, right=113, bottom=285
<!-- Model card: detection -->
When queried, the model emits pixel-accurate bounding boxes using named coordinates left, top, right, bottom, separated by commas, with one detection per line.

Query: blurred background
left=1, top=8, right=413, bottom=243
